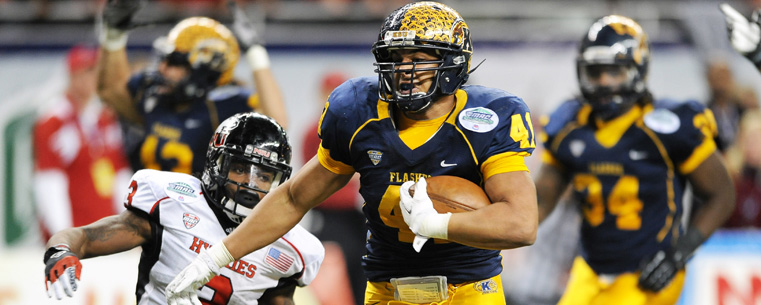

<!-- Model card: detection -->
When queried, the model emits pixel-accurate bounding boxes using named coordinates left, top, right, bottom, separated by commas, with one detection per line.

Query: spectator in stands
left=723, top=109, right=761, bottom=228
left=705, top=58, right=758, bottom=152
left=33, top=44, right=132, bottom=241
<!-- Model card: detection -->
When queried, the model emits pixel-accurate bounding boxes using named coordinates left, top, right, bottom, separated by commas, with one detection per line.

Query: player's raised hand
left=228, top=0, right=263, bottom=50
left=43, top=245, right=82, bottom=300
left=720, top=3, right=761, bottom=67
left=102, top=0, right=143, bottom=31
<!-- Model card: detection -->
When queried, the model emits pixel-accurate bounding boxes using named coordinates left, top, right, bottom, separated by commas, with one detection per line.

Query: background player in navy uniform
left=166, top=2, right=538, bottom=305
left=43, top=113, right=324, bottom=305
left=721, top=3, right=761, bottom=72
left=535, top=15, right=736, bottom=305
left=97, top=0, right=287, bottom=174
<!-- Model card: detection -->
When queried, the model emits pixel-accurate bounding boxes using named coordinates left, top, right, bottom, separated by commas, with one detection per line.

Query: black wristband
left=43, top=244, right=72, bottom=263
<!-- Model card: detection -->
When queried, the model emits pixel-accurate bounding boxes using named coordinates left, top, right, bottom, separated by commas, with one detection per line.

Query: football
left=409, top=175, right=491, bottom=213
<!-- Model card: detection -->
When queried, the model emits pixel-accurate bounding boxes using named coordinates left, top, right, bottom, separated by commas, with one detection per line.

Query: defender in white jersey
left=43, top=113, right=324, bottom=305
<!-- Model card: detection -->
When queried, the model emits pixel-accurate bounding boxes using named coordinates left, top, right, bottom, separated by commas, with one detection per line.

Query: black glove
left=720, top=3, right=761, bottom=68
left=228, top=0, right=264, bottom=50
left=638, top=229, right=705, bottom=292
left=44, top=244, right=82, bottom=299
left=102, top=0, right=143, bottom=31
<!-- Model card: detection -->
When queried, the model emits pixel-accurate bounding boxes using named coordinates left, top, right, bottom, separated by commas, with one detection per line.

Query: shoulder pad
left=126, top=170, right=204, bottom=214
left=544, top=99, right=584, bottom=136
left=645, top=99, right=706, bottom=135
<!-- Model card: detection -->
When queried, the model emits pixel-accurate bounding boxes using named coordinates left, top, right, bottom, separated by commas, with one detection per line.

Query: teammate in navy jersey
left=96, top=0, right=287, bottom=175
left=167, top=2, right=538, bottom=305
left=535, top=15, right=735, bottom=305
left=43, top=113, right=324, bottom=305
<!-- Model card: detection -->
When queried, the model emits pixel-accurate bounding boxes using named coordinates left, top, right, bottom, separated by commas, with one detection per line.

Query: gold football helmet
left=577, top=15, right=650, bottom=120
left=371, top=1, right=473, bottom=112
left=166, top=17, right=240, bottom=85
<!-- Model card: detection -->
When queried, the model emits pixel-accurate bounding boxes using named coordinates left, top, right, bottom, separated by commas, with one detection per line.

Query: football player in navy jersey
left=720, top=3, right=761, bottom=71
left=167, top=2, right=538, bottom=305
left=96, top=0, right=287, bottom=175
left=535, top=15, right=736, bottom=305
left=43, top=113, right=324, bottom=305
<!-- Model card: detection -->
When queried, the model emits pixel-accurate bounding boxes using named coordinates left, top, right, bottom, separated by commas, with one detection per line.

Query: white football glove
left=399, top=178, right=451, bottom=253
left=227, top=0, right=271, bottom=71
left=720, top=3, right=761, bottom=66
left=43, top=245, right=82, bottom=300
left=166, top=244, right=234, bottom=305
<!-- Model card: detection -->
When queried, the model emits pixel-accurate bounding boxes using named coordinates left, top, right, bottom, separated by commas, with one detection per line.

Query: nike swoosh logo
left=629, top=150, right=647, bottom=160
left=440, top=160, right=457, bottom=167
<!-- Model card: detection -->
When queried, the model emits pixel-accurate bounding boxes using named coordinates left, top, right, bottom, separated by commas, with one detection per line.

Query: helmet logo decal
left=189, top=38, right=229, bottom=71
left=212, top=133, right=228, bottom=148
left=182, top=213, right=200, bottom=229
left=367, top=150, right=383, bottom=165
left=253, top=147, right=272, bottom=158
left=458, top=107, right=499, bottom=133
left=451, top=21, right=465, bottom=46
left=385, top=30, right=417, bottom=46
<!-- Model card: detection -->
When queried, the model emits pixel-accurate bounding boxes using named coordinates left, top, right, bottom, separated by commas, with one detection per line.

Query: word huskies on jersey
left=189, top=237, right=257, bottom=278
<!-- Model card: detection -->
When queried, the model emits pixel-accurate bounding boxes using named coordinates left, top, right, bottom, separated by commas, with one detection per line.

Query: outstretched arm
left=225, top=156, right=352, bottom=258
left=229, top=0, right=288, bottom=128
left=46, top=210, right=152, bottom=259
left=96, top=0, right=143, bottom=124
left=44, top=210, right=151, bottom=300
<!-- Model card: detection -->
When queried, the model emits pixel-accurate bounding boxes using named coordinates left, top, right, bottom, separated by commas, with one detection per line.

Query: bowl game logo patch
left=183, top=213, right=200, bottom=229
left=167, top=182, right=198, bottom=202
left=458, top=107, right=499, bottom=133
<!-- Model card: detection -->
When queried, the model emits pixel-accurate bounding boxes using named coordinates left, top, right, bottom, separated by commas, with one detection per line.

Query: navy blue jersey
left=542, top=99, right=717, bottom=274
left=127, top=72, right=255, bottom=175
left=318, top=76, right=535, bottom=283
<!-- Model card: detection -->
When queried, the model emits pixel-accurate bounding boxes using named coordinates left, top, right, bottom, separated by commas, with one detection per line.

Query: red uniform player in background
left=33, top=45, right=132, bottom=241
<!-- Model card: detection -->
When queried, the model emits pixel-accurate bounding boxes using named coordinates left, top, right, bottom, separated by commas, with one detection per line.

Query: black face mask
left=232, top=188, right=261, bottom=209
left=155, top=53, right=222, bottom=108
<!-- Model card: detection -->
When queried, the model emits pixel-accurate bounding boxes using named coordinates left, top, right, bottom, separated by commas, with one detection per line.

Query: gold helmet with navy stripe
left=577, top=15, right=650, bottom=120
left=165, top=16, right=240, bottom=86
left=371, top=1, right=473, bottom=112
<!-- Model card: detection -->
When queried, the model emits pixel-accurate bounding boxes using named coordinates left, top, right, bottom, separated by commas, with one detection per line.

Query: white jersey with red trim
left=124, top=169, right=324, bottom=305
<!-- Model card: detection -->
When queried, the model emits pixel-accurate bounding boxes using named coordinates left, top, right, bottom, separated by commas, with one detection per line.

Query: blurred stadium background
left=0, top=0, right=760, bottom=304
